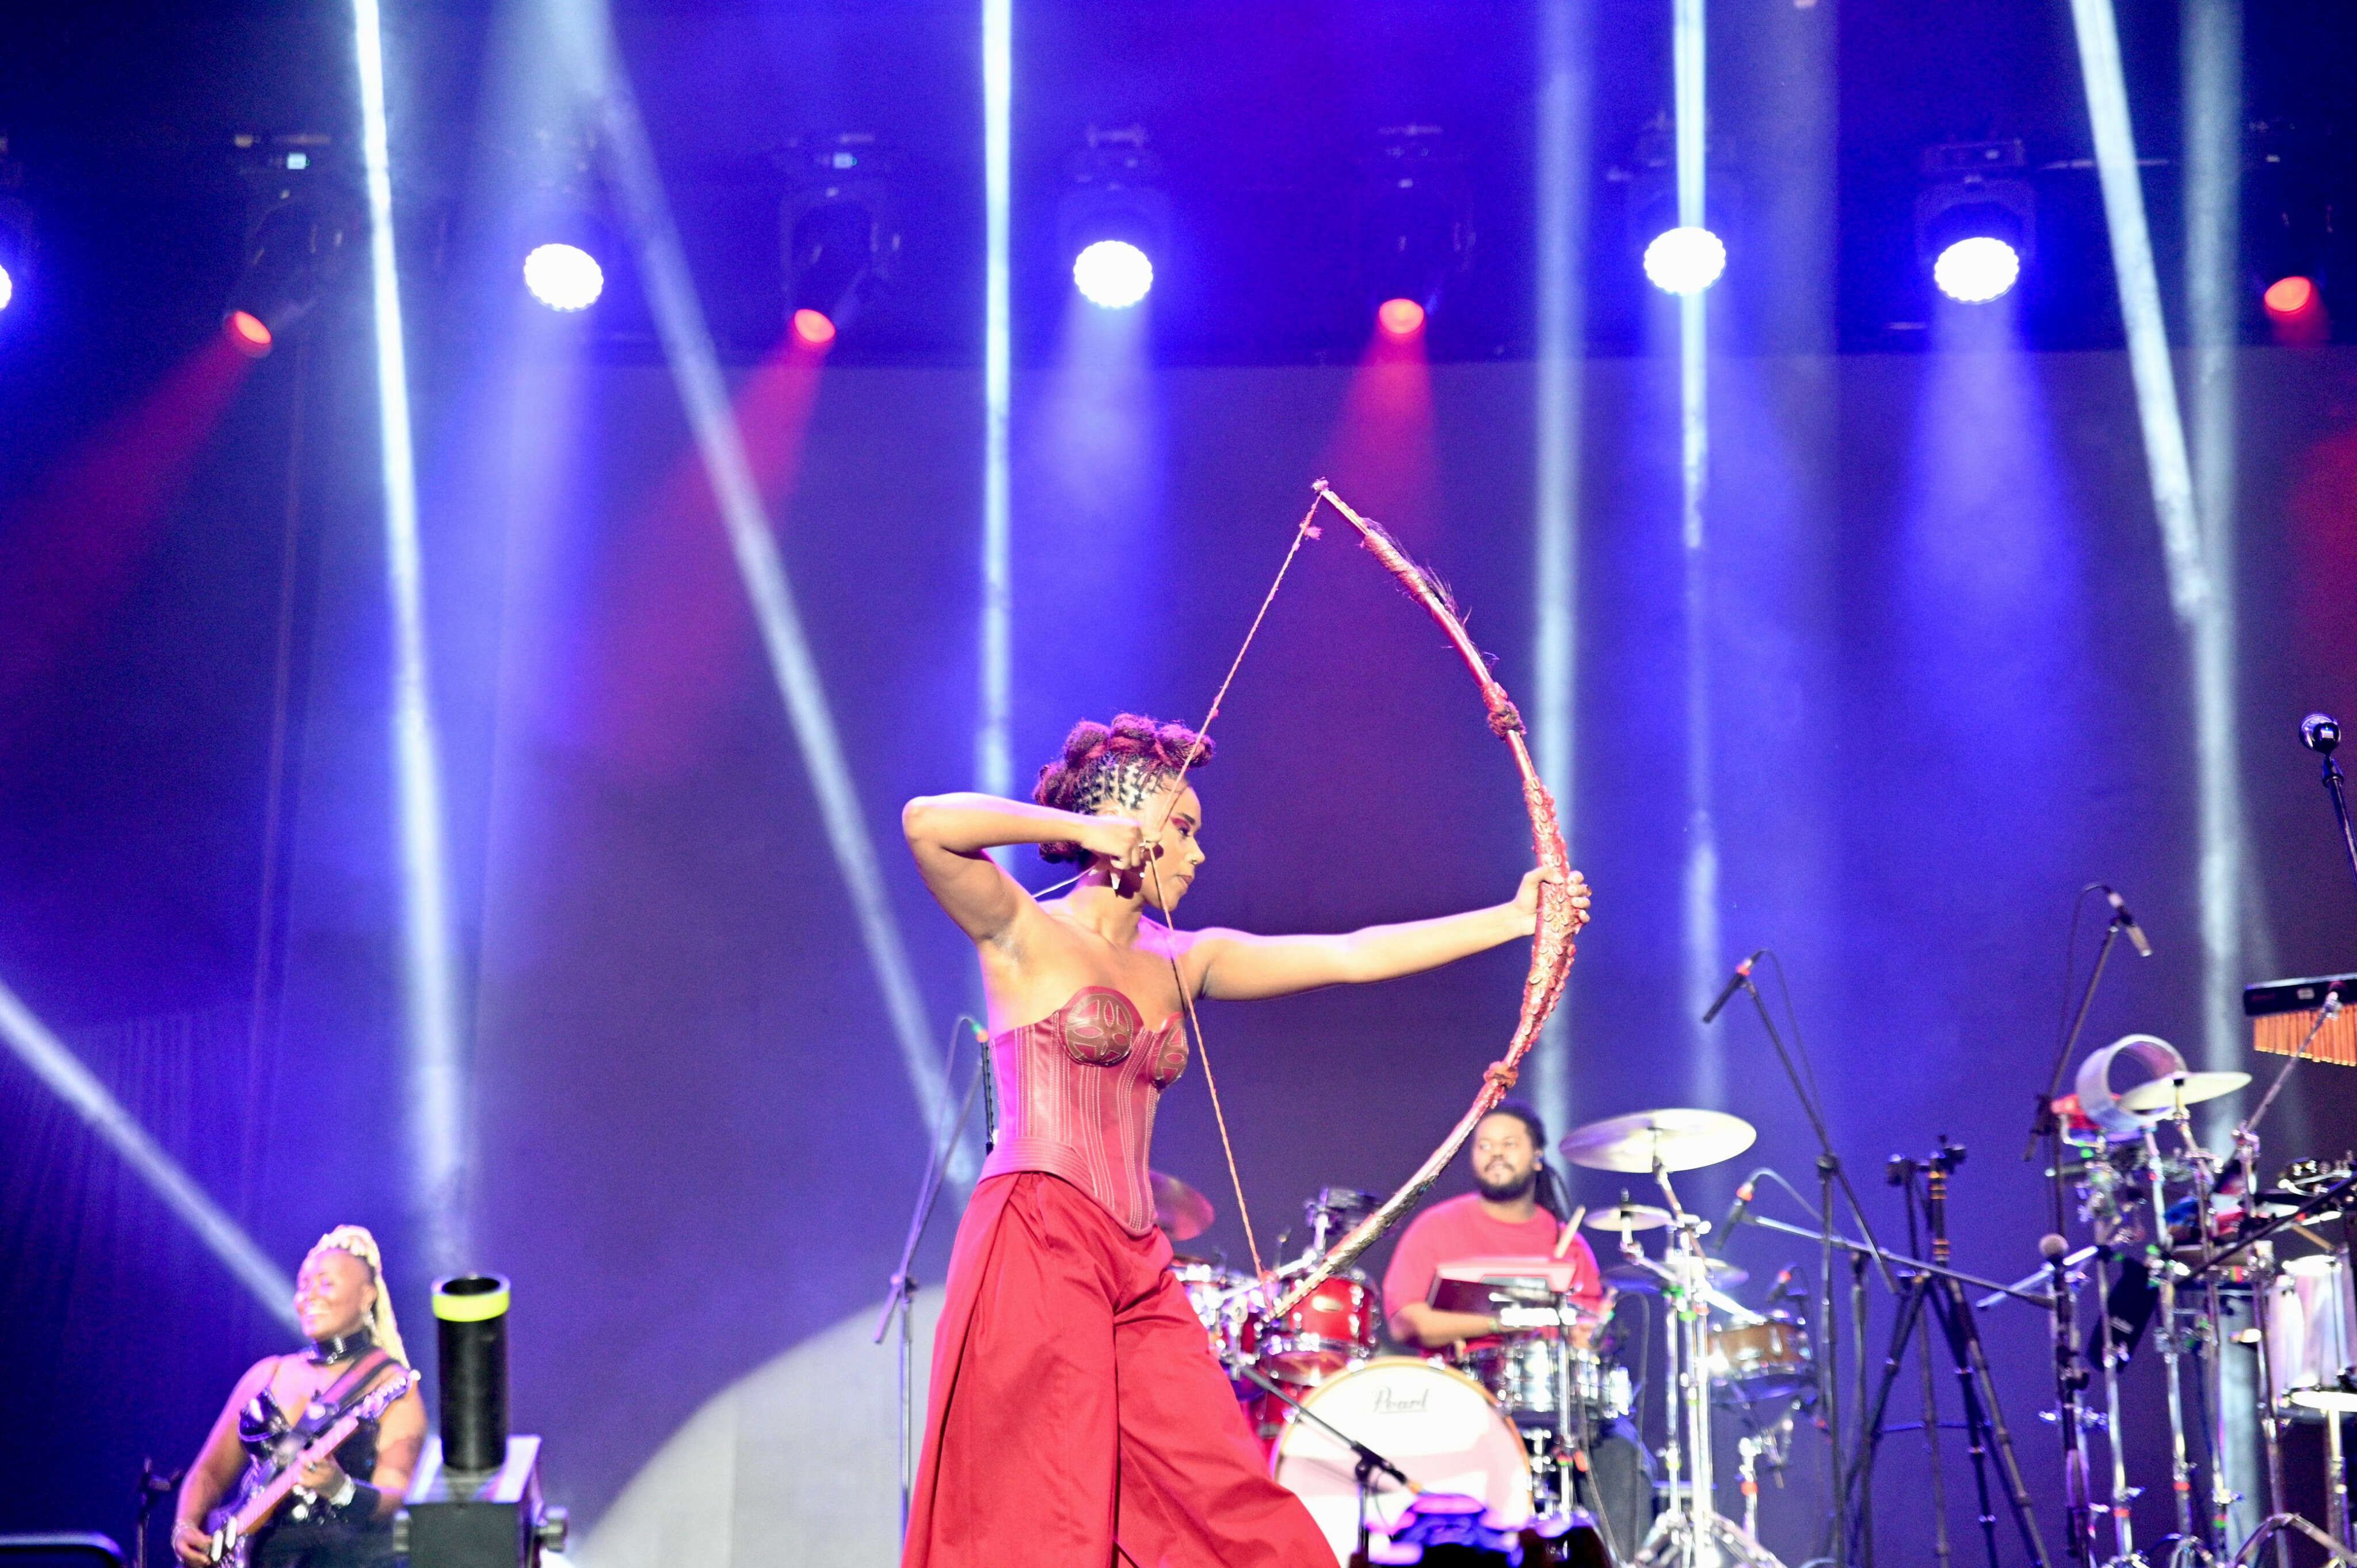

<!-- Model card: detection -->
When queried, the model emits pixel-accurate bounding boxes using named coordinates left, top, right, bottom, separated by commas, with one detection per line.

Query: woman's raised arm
left=1191, top=867, right=1584, bottom=1001
left=902, top=793, right=1149, bottom=943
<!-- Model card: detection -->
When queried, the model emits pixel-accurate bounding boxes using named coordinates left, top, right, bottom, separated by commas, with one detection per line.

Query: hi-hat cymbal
left=1584, top=1201, right=1675, bottom=1233
left=1560, top=1109, right=1759, bottom=1174
left=1151, top=1170, right=1215, bottom=1241
left=1603, top=1256, right=1750, bottom=1294
left=2115, top=1071, right=2253, bottom=1116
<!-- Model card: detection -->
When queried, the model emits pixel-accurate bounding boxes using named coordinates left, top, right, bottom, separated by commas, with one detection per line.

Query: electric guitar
left=205, top=1365, right=413, bottom=1567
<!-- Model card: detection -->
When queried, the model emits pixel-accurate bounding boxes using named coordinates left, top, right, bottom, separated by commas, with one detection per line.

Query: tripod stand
left=1850, top=1140, right=2050, bottom=1568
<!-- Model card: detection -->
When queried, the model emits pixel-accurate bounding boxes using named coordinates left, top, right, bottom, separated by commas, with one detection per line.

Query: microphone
left=2041, top=1232, right=2069, bottom=1263
left=1700, top=951, right=1765, bottom=1024
left=1711, top=1174, right=1759, bottom=1254
left=2304, top=712, right=2342, bottom=757
left=2100, top=886, right=2154, bottom=959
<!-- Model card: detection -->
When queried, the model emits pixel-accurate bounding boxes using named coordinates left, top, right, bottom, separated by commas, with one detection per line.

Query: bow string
left=1141, top=480, right=1581, bottom=1314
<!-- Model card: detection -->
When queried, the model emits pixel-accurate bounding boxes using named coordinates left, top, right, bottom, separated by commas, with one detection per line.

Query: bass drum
left=1269, top=1357, right=1532, bottom=1567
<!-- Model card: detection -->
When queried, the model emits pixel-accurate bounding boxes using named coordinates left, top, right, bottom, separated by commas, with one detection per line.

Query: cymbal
left=1560, top=1108, right=1759, bottom=1174
left=1150, top=1170, right=1215, bottom=1241
left=2115, top=1071, right=2253, bottom=1116
left=1584, top=1201, right=1674, bottom=1234
left=1603, top=1256, right=1750, bottom=1294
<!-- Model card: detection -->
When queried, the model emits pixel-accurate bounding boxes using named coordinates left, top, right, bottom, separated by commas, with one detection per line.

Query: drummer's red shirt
left=1381, top=1191, right=1608, bottom=1346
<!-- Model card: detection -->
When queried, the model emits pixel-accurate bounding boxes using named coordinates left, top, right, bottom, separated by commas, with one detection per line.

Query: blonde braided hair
left=309, top=1224, right=410, bottom=1367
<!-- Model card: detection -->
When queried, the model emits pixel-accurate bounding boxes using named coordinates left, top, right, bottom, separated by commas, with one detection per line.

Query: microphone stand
left=874, top=1024, right=990, bottom=1536
left=134, top=1458, right=182, bottom=1568
left=2306, top=719, right=2357, bottom=905
left=1715, top=962, right=1900, bottom=1568
left=2026, top=905, right=2129, bottom=1237
left=1227, top=1356, right=1418, bottom=1565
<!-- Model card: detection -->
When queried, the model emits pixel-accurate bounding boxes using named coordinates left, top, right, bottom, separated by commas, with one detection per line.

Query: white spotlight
left=1072, top=239, right=1153, bottom=310
left=524, top=242, right=605, bottom=311
left=1643, top=226, right=1726, bottom=296
left=1933, top=236, right=2022, bottom=303
left=0, top=262, right=13, bottom=312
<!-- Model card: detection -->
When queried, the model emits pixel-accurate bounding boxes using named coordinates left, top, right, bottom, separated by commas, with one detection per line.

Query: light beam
left=567, top=13, right=959, bottom=1164
left=1673, top=0, right=1721, bottom=1102
left=353, top=0, right=468, bottom=1275
left=2183, top=0, right=2259, bottom=1529
left=979, top=0, right=1013, bottom=801
left=1531, top=0, right=1592, bottom=1140
left=0, top=977, right=297, bottom=1325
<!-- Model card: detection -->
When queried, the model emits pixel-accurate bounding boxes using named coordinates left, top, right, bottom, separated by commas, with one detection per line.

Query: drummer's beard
left=1475, top=1167, right=1538, bottom=1204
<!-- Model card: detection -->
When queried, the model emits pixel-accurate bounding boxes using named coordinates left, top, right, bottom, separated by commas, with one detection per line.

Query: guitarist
left=171, top=1226, right=425, bottom=1567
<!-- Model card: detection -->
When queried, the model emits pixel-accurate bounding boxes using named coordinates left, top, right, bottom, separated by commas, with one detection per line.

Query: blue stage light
left=1642, top=226, right=1726, bottom=296
left=1072, top=239, right=1152, bottom=309
left=1932, top=236, right=2022, bottom=303
left=524, top=242, right=604, bottom=311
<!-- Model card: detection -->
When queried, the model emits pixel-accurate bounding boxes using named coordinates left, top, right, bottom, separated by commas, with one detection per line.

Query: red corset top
left=977, top=985, right=1190, bottom=1235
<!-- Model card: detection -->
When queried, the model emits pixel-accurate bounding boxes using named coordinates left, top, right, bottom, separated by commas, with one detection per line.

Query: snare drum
left=1464, top=1338, right=1634, bottom=1426
left=2264, top=1253, right=2357, bottom=1416
left=1268, top=1357, right=1532, bottom=1566
left=1706, top=1313, right=1814, bottom=1401
left=1256, top=1269, right=1377, bottom=1386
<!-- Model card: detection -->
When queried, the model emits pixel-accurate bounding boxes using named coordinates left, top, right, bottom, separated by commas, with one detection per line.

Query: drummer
left=1383, top=1101, right=1609, bottom=1352
left=1385, top=1103, right=1654, bottom=1556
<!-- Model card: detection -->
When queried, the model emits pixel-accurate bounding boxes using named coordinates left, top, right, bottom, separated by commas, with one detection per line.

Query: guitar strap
left=289, top=1349, right=401, bottom=1444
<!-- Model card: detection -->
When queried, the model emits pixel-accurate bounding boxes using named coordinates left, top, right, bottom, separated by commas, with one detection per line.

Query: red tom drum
left=1256, top=1270, right=1377, bottom=1386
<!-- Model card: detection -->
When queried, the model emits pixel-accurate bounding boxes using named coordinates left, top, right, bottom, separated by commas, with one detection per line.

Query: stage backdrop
left=5, top=339, right=2357, bottom=1566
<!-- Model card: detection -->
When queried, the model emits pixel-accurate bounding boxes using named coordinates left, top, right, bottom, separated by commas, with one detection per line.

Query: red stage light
left=224, top=310, right=274, bottom=358
left=791, top=308, right=837, bottom=348
left=1376, top=297, right=1426, bottom=337
left=2264, top=276, right=2317, bottom=318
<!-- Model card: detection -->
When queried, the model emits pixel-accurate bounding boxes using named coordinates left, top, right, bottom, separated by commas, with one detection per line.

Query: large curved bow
left=1257, top=482, right=1581, bottom=1317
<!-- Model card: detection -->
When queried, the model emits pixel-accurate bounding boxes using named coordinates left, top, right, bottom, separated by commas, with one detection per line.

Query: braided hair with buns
left=1032, top=714, right=1213, bottom=864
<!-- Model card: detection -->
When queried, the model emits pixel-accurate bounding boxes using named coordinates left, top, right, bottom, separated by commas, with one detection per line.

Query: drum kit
left=1155, top=998, right=2357, bottom=1568
left=1163, top=1107, right=1819, bottom=1568
left=1986, top=1024, right=2357, bottom=1568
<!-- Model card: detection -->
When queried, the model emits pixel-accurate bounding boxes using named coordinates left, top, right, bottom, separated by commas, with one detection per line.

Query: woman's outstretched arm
left=1191, top=867, right=1586, bottom=1002
left=902, top=793, right=1151, bottom=942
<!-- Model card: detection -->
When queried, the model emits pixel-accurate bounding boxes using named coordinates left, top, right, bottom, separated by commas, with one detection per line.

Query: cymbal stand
left=2139, top=1105, right=2219, bottom=1568
left=1632, top=1157, right=1788, bottom=1568
left=2042, top=1234, right=2099, bottom=1568
left=2077, top=1141, right=2149, bottom=1568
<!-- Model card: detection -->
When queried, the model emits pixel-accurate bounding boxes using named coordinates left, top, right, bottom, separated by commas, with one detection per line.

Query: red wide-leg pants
left=902, top=1172, right=1332, bottom=1568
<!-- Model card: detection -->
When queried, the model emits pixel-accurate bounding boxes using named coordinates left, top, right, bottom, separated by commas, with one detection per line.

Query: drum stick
left=1555, top=1205, right=1587, bottom=1260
